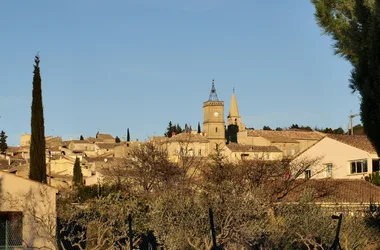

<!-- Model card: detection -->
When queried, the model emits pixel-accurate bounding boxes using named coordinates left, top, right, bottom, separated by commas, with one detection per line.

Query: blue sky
left=0, top=0, right=359, bottom=146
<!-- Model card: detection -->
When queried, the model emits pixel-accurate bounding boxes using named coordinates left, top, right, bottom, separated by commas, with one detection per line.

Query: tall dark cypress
left=127, top=128, right=131, bottom=142
left=29, top=55, right=47, bottom=183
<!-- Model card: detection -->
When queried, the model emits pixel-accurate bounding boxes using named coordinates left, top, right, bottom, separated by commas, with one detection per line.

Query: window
left=215, top=127, right=218, bottom=132
left=198, top=149, right=202, bottom=156
left=373, top=159, right=380, bottom=172
left=304, top=169, right=311, bottom=179
left=326, top=163, right=333, bottom=178
left=241, top=154, right=249, bottom=160
left=0, top=212, right=22, bottom=247
left=350, top=160, right=368, bottom=174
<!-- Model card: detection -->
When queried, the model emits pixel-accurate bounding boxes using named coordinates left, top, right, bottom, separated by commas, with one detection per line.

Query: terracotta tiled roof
left=70, top=140, right=90, bottom=144
left=97, top=134, right=114, bottom=140
left=326, top=134, right=377, bottom=154
left=95, top=143, right=116, bottom=150
left=169, top=133, right=209, bottom=143
left=87, top=137, right=97, bottom=143
left=0, top=159, right=10, bottom=169
left=84, top=156, right=120, bottom=163
left=227, top=143, right=282, bottom=152
left=247, top=130, right=323, bottom=143
left=281, top=179, right=380, bottom=203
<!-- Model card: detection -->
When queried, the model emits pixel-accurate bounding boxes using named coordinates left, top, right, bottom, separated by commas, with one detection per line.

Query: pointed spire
left=208, top=79, right=219, bottom=101
left=228, top=88, right=239, bottom=118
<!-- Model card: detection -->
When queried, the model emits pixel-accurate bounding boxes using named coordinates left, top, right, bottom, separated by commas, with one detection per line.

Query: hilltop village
left=0, top=81, right=379, bottom=188
left=1, top=81, right=380, bottom=249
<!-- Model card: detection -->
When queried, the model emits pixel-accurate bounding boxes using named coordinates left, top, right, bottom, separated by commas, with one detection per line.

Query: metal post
left=209, top=208, right=217, bottom=249
left=330, top=214, right=343, bottom=250
left=128, top=214, right=133, bottom=250
left=5, top=220, right=8, bottom=250
left=48, top=151, right=52, bottom=185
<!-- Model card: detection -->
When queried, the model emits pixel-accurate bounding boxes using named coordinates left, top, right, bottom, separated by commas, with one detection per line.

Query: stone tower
left=203, top=80, right=225, bottom=151
left=227, top=89, right=245, bottom=131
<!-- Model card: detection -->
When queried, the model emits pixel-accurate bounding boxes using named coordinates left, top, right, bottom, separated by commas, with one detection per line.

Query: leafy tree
left=227, top=124, right=238, bottom=143
left=72, top=157, right=83, bottom=186
left=79, top=135, right=84, bottom=140
left=197, top=122, right=201, bottom=134
left=263, top=125, right=272, bottom=131
left=29, top=55, right=47, bottom=183
left=115, top=136, right=121, bottom=143
left=127, top=128, right=131, bottom=142
left=290, top=124, right=299, bottom=129
left=275, top=127, right=283, bottom=131
left=0, top=130, right=8, bottom=154
left=333, top=127, right=345, bottom=134
left=311, top=0, right=380, bottom=155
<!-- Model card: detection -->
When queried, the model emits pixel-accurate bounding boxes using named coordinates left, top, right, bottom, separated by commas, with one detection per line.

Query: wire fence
left=0, top=219, right=23, bottom=250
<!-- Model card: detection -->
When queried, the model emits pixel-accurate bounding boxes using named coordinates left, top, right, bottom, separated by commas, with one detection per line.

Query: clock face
left=214, top=112, right=219, bottom=117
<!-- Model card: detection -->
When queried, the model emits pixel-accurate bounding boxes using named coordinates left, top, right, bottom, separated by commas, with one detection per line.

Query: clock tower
left=203, top=80, right=226, bottom=151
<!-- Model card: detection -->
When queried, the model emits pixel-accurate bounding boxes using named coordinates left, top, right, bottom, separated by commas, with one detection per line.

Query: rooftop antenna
left=349, top=110, right=359, bottom=135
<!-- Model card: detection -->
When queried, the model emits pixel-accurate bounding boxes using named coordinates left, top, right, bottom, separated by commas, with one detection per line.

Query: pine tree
left=72, top=157, right=83, bottom=186
left=165, top=121, right=174, bottom=137
left=0, top=130, right=8, bottom=154
left=80, top=135, right=84, bottom=140
left=127, top=128, right=130, bottom=142
left=311, top=1, right=380, bottom=155
left=197, top=122, right=201, bottom=134
left=115, top=136, right=121, bottom=143
left=29, top=55, right=47, bottom=183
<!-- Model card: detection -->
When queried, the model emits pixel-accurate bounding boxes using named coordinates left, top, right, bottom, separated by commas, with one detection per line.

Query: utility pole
left=48, top=150, right=52, bottom=185
left=349, top=111, right=359, bottom=135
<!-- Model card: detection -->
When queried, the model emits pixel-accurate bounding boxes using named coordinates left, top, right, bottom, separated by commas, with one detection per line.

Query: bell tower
left=227, top=88, right=245, bottom=131
left=203, top=80, right=225, bottom=151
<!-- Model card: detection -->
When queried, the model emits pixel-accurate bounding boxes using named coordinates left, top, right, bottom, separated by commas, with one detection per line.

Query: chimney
left=172, top=131, right=176, bottom=137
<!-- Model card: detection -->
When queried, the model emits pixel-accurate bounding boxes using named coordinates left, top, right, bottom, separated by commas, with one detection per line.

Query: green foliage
left=275, top=127, right=283, bottom=131
left=164, top=121, right=183, bottom=137
left=226, top=124, right=238, bottom=143
left=315, top=126, right=345, bottom=134
left=197, top=122, right=201, bottom=133
left=127, top=128, right=130, bottom=142
left=0, top=130, right=8, bottom=154
left=79, top=135, right=84, bottom=140
left=366, top=172, right=380, bottom=186
left=290, top=124, right=313, bottom=131
left=115, top=136, right=121, bottom=143
left=311, top=0, right=380, bottom=154
left=263, top=125, right=272, bottom=130
left=29, top=55, right=47, bottom=183
left=72, top=157, right=83, bottom=186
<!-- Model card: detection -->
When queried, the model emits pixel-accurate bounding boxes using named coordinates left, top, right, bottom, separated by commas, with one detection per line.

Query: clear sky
left=0, top=0, right=360, bottom=146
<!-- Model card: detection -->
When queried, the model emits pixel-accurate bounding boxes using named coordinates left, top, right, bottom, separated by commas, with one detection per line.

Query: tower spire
left=208, top=79, right=219, bottom=101
left=228, top=88, right=239, bottom=118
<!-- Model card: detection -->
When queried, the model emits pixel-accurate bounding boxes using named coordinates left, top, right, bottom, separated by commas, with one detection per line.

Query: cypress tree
left=80, top=135, right=84, bottom=140
left=0, top=130, right=8, bottom=154
left=72, top=157, right=83, bottom=186
left=29, top=55, right=47, bottom=183
left=127, top=128, right=131, bottom=142
left=197, top=122, right=201, bottom=134
left=115, top=136, right=121, bottom=143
